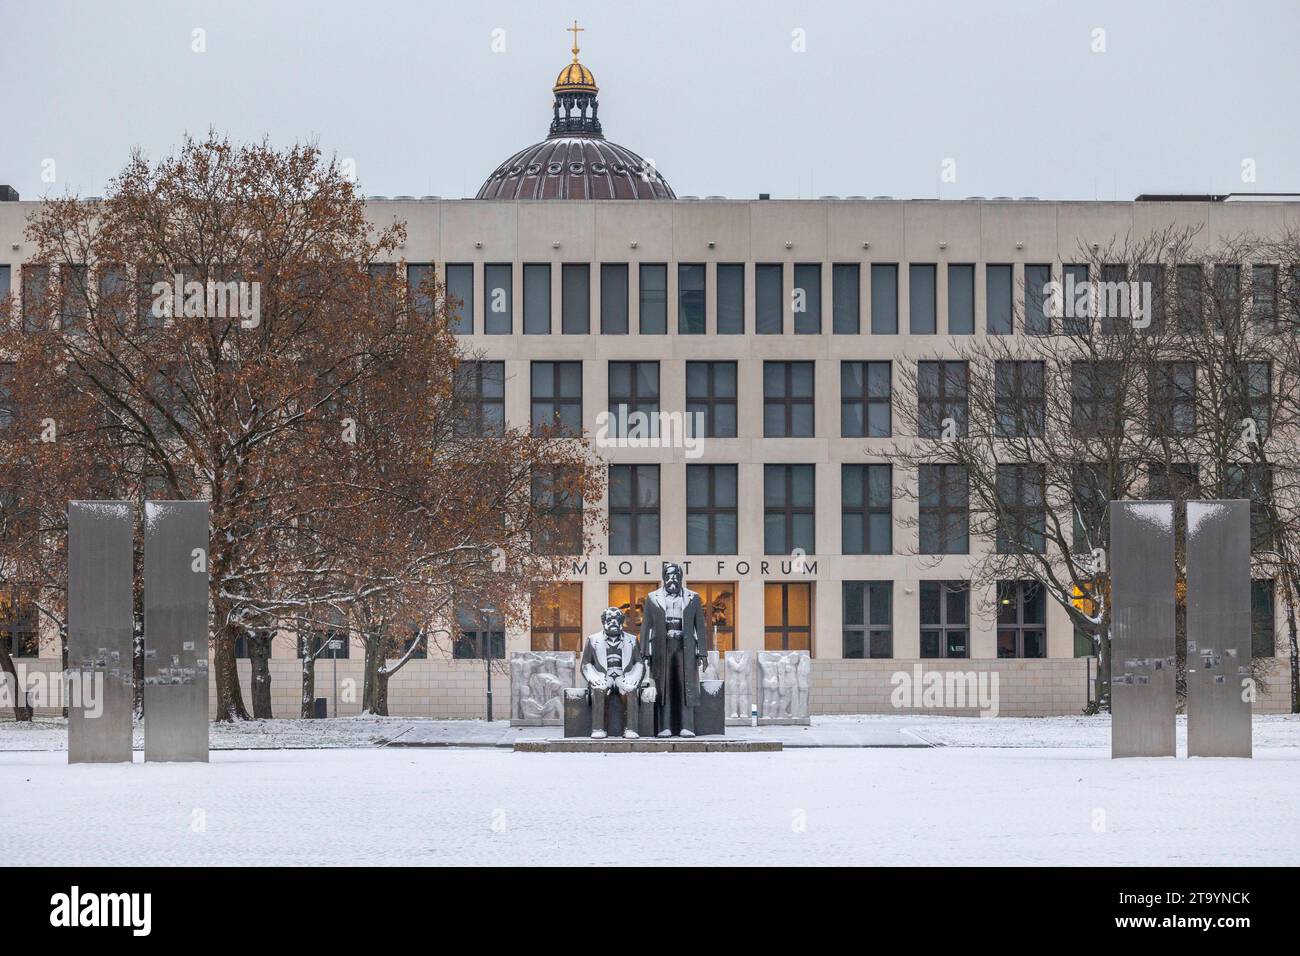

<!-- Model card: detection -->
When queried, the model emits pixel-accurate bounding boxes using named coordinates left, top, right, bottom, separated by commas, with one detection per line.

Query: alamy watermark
left=151, top=273, right=261, bottom=328
left=1043, top=273, right=1153, bottom=329
left=890, top=664, right=1000, bottom=717
left=595, top=406, right=704, bottom=458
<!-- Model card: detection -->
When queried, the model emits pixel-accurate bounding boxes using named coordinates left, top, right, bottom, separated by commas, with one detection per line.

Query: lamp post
left=479, top=606, right=498, bottom=722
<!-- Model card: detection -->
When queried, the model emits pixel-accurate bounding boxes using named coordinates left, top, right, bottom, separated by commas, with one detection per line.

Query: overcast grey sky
left=3, top=0, right=1298, bottom=202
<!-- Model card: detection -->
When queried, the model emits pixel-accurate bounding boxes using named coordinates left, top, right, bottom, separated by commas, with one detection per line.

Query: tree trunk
left=300, top=640, right=316, bottom=718
left=1094, top=626, right=1112, bottom=715
left=1286, top=593, right=1299, bottom=714
left=0, top=645, right=33, bottom=720
left=361, top=629, right=384, bottom=716
left=376, top=668, right=391, bottom=717
left=249, top=630, right=274, bottom=719
left=212, top=621, right=249, bottom=721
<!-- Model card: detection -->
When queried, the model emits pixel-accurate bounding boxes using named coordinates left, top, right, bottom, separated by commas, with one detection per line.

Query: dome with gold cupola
left=475, top=22, right=675, bottom=201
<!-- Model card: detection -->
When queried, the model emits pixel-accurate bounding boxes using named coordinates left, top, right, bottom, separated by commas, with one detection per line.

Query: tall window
left=1137, top=263, right=1166, bottom=333
left=1252, top=579, right=1276, bottom=657
left=756, top=263, right=783, bottom=334
left=920, top=581, right=968, bottom=658
left=58, top=264, right=88, bottom=334
left=531, top=583, right=583, bottom=652
left=1072, top=462, right=1112, bottom=551
left=21, top=264, right=50, bottom=333
left=1212, top=264, right=1241, bottom=331
left=793, top=263, right=821, bottom=334
left=909, top=264, right=936, bottom=334
left=0, top=596, right=38, bottom=658
left=686, top=464, right=738, bottom=554
left=1071, top=361, right=1122, bottom=437
left=948, top=264, right=975, bottom=334
left=1149, top=362, right=1196, bottom=436
left=639, top=264, right=667, bottom=334
left=1226, top=463, right=1273, bottom=552
left=986, top=264, right=1013, bottom=334
left=841, top=361, right=891, bottom=438
left=764, top=582, right=811, bottom=651
left=686, top=361, right=737, bottom=438
left=678, top=263, right=706, bottom=334
left=530, top=361, right=582, bottom=435
left=917, top=361, right=968, bottom=438
left=531, top=465, right=582, bottom=555
left=1175, top=264, right=1202, bottom=332
left=609, top=464, right=660, bottom=555
left=997, top=581, right=1046, bottom=658
left=1226, top=362, right=1271, bottom=438
left=764, top=464, right=815, bottom=555
left=523, top=263, right=551, bottom=334
left=454, top=360, right=505, bottom=436
left=832, top=263, right=860, bottom=334
left=1097, top=264, right=1128, bottom=334
left=870, top=264, right=897, bottom=334
left=0, top=266, right=10, bottom=305
left=454, top=606, right=505, bottom=660
left=406, top=263, right=434, bottom=322
left=1251, top=264, right=1278, bottom=331
left=996, top=463, right=1046, bottom=554
left=484, top=263, right=512, bottom=334
left=763, top=361, right=814, bottom=437
left=1025, top=264, right=1052, bottom=335
left=608, top=361, right=659, bottom=436
left=1063, top=264, right=1090, bottom=334
left=919, top=464, right=969, bottom=554
left=561, top=263, right=590, bottom=334
left=843, top=581, right=892, bottom=659
left=994, top=361, right=1045, bottom=438
left=600, top=263, right=629, bottom=334
left=842, top=463, right=891, bottom=555
left=716, top=263, right=745, bottom=334
left=446, top=263, right=474, bottom=334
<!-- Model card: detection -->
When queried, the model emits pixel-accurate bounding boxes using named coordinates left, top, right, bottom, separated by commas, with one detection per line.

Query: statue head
left=600, top=606, right=625, bottom=637
left=662, top=562, right=683, bottom=595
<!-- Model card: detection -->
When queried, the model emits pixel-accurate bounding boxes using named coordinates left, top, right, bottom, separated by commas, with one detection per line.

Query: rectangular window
left=0, top=362, right=14, bottom=431
left=1063, top=264, right=1090, bottom=334
left=0, top=596, right=38, bottom=658
left=1025, top=264, right=1052, bottom=335
left=406, top=264, right=434, bottom=322
left=600, top=263, right=629, bottom=334
left=446, top=263, right=474, bottom=335
left=1226, top=464, right=1274, bottom=552
left=609, top=464, right=660, bottom=555
left=531, top=465, right=583, bottom=555
left=843, top=581, right=892, bottom=659
left=1252, top=579, right=1275, bottom=658
left=530, top=360, right=582, bottom=436
left=1251, top=264, right=1278, bottom=331
left=716, top=263, right=745, bottom=334
left=1072, top=462, right=1112, bottom=551
left=996, top=581, right=1047, bottom=658
left=1098, top=263, right=1128, bottom=334
left=137, top=265, right=167, bottom=330
left=918, top=465, right=968, bottom=555
left=1175, top=264, right=1202, bottom=332
left=840, top=361, right=891, bottom=438
left=994, top=361, right=1045, bottom=438
left=454, top=606, right=505, bottom=660
left=793, top=263, right=821, bottom=334
left=996, top=463, right=1046, bottom=554
left=483, top=263, right=512, bottom=334
left=686, top=360, right=737, bottom=438
left=1213, top=264, right=1241, bottom=331
left=58, top=264, right=88, bottom=334
left=1149, top=362, right=1196, bottom=437
left=678, top=263, right=706, bottom=334
left=870, top=264, right=898, bottom=334
left=1071, top=361, right=1122, bottom=437
left=531, top=583, right=583, bottom=652
left=764, top=464, right=815, bottom=555
left=1227, top=362, right=1271, bottom=438
left=832, top=263, right=860, bottom=334
left=0, top=266, right=10, bottom=304
left=21, top=264, right=50, bottom=333
left=298, top=622, right=350, bottom=661
left=561, top=263, right=590, bottom=334
left=919, top=581, right=969, bottom=658
left=947, top=264, right=975, bottom=334
left=608, top=360, right=659, bottom=436
left=917, top=361, right=968, bottom=438
left=764, top=582, right=811, bottom=652
left=909, top=264, right=937, bottom=334
left=639, top=264, right=667, bottom=334
left=842, top=463, right=891, bottom=555
left=686, top=463, right=738, bottom=554
left=986, top=264, right=1013, bottom=334
left=453, top=360, right=505, bottom=436
left=763, top=361, right=815, bottom=437
left=755, top=263, right=783, bottom=334
left=523, top=263, right=551, bottom=334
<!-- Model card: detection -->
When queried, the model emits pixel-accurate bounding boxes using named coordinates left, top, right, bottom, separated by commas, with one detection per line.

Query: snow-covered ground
left=3, top=744, right=1297, bottom=866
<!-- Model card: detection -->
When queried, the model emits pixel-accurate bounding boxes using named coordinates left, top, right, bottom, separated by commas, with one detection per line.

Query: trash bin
left=313, top=697, right=328, bottom=719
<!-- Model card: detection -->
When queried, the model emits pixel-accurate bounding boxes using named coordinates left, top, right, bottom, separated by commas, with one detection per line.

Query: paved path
left=386, top=719, right=932, bottom=748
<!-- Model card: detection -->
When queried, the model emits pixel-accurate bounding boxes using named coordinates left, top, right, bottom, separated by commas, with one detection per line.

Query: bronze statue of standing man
left=639, top=562, right=707, bottom=736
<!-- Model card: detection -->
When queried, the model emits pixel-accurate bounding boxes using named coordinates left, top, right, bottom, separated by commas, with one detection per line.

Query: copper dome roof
left=475, top=23, right=675, bottom=201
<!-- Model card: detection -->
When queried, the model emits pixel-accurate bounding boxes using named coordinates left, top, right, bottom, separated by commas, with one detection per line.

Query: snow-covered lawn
left=3, top=744, right=1297, bottom=866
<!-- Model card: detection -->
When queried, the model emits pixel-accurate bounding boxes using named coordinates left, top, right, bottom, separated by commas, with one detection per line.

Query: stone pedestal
left=510, top=651, right=575, bottom=726
left=563, top=687, right=655, bottom=738
left=695, top=679, right=726, bottom=736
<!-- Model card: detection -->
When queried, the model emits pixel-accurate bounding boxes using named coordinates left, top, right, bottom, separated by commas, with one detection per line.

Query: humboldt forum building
left=2, top=39, right=1296, bottom=720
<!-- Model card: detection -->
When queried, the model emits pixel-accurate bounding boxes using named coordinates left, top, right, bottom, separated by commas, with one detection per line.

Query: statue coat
left=639, top=586, right=707, bottom=707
